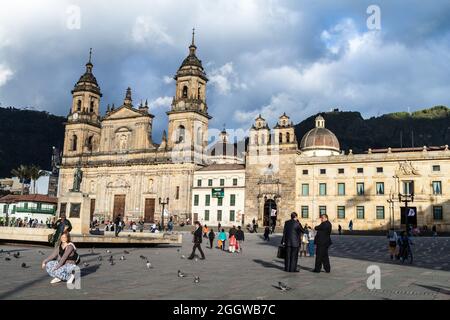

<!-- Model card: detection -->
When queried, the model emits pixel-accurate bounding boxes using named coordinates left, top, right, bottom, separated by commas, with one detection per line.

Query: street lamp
left=158, top=197, right=169, bottom=231
left=398, top=192, right=414, bottom=234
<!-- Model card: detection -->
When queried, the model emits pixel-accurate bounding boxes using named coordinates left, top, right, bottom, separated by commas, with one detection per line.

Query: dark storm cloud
left=0, top=0, right=449, bottom=142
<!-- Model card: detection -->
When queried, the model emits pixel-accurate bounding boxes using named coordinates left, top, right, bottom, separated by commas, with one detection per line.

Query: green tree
left=28, top=165, right=48, bottom=194
left=11, top=165, right=31, bottom=195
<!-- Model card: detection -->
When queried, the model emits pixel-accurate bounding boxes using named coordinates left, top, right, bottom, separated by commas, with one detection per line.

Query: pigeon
left=83, top=262, right=90, bottom=267
left=123, top=250, right=130, bottom=254
left=5, top=257, right=11, bottom=261
left=177, top=249, right=180, bottom=252
left=139, top=255, right=147, bottom=260
left=146, top=261, right=152, bottom=269
left=106, top=249, right=112, bottom=254
left=13, top=252, right=20, bottom=259
left=120, top=256, right=125, bottom=261
left=21, top=262, right=28, bottom=268
left=38, top=250, right=45, bottom=255
left=97, top=256, right=103, bottom=261
left=277, top=282, right=291, bottom=291
left=180, top=255, right=186, bottom=259
left=178, top=270, right=186, bottom=278
left=194, top=276, right=200, bottom=284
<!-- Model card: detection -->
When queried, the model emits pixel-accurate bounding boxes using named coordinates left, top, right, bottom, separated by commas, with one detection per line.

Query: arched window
left=197, top=86, right=201, bottom=99
left=279, top=132, right=283, bottom=144
left=177, top=125, right=186, bottom=143
left=71, top=135, right=78, bottom=151
left=261, top=134, right=265, bottom=145
left=77, top=100, right=82, bottom=111
left=87, top=136, right=93, bottom=151
left=286, top=132, right=290, bottom=143
left=90, top=101, right=95, bottom=113
left=254, top=134, right=258, bottom=145
left=182, top=86, right=188, bottom=98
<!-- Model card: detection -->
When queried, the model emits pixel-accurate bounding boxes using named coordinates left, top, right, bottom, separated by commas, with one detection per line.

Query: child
left=263, top=226, right=270, bottom=241
left=229, top=235, right=237, bottom=253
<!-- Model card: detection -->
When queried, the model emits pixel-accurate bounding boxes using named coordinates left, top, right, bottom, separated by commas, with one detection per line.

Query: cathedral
left=58, top=33, right=210, bottom=226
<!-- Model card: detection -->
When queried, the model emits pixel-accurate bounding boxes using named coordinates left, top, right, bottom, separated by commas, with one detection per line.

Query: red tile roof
left=0, top=194, right=58, bottom=204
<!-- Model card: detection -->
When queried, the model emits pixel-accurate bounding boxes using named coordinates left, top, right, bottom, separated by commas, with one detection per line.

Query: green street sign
left=211, top=188, right=224, bottom=198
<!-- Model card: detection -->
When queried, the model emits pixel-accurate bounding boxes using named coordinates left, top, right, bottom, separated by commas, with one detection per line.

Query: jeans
left=308, top=240, right=315, bottom=257
left=46, top=260, right=77, bottom=281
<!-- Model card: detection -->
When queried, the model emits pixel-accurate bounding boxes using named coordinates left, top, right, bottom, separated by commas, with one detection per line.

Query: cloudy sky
left=1, top=0, right=450, bottom=141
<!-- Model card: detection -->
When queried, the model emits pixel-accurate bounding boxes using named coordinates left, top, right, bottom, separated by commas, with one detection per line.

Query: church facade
left=58, top=35, right=210, bottom=225
left=244, top=115, right=450, bottom=232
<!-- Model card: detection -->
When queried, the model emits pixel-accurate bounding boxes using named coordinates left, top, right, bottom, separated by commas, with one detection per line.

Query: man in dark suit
left=313, top=214, right=332, bottom=273
left=281, top=212, right=303, bottom=272
left=188, top=221, right=205, bottom=260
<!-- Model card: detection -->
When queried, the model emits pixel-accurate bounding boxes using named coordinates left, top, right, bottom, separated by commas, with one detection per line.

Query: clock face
left=73, top=112, right=79, bottom=120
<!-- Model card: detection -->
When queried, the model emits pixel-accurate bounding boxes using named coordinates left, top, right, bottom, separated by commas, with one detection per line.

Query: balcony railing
left=14, top=207, right=56, bottom=215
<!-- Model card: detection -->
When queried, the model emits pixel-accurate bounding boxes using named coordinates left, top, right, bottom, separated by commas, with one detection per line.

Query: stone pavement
left=0, top=234, right=449, bottom=300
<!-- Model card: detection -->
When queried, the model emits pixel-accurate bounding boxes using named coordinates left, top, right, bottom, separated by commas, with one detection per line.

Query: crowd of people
left=0, top=216, right=56, bottom=228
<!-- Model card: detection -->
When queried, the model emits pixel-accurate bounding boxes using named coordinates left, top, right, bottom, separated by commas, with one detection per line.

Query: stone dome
left=300, top=116, right=340, bottom=155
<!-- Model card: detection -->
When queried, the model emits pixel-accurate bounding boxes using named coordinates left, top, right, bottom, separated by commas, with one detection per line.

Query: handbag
left=277, top=245, right=286, bottom=259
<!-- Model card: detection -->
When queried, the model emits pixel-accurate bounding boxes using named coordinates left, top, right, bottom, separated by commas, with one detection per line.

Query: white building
left=191, top=129, right=246, bottom=227
left=0, top=194, right=57, bottom=223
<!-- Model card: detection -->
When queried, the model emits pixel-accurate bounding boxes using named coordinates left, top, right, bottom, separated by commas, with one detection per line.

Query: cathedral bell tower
left=63, top=49, right=102, bottom=157
left=167, top=29, right=211, bottom=161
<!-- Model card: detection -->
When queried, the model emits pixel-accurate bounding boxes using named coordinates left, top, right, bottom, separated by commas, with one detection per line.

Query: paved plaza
left=0, top=233, right=449, bottom=300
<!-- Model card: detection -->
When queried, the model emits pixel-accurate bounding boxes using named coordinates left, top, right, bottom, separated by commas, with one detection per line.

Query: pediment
left=104, top=106, right=146, bottom=120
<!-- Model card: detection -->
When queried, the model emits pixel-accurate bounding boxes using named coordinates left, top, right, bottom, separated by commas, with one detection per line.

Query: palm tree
left=11, top=165, right=30, bottom=195
left=28, top=165, right=48, bottom=194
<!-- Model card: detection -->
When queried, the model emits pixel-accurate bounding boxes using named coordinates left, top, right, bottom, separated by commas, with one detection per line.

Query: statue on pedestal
left=71, top=167, right=83, bottom=192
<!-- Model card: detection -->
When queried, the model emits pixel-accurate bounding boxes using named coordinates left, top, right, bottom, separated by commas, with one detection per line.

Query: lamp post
left=159, top=197, right=169, bottom=231
left=398, top=192, right=414, bottom=234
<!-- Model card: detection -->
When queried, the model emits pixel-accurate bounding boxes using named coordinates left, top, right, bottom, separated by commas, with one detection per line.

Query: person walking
left=114, top=215, right=122, bottom=237
left=188, top=221, right=205, bottom=260
left=348, top=220, right=353, bottom=232
left=235, top=226, right=245, bottom=253
left=52, top=213, right=72, bottom=247
left=281, top=212, right=303, bottom=272
left=313, top=214, right=332, bottom=273
left=208, top=228, right=215, bottom=249
left=229, top=225, right=237, bottom=239
left=387, top=228, right=398, bottom=260
left=218, top=228, right=227, bottom=251
left=338, top=225, right=342, bottom=235
left=432, top=225, right=437, bottom=237
left=263, top=226, right=270, bottom=241
left=203, top=224, right=209, bottom=238
left=229, top=234, right=237, bottom=253
left=252, top=218, right=258, bottom=233
left=307, top=226, right=315, bottom=257
left=42, top=232, right=79, bottom=284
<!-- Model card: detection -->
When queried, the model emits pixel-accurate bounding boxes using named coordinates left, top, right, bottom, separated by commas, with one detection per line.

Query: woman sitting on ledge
left=42, top=231, right=79, bottom=284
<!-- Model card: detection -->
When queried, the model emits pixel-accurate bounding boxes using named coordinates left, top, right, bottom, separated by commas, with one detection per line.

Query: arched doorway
left=263, top=199, right=277, bottom=227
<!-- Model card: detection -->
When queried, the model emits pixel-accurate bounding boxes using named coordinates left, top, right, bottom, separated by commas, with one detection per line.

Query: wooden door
left=144, top=198, right=155, bottom=223
left=90, top=199, right=96, bottom=222
left=113, top=195, right=126, bottom=220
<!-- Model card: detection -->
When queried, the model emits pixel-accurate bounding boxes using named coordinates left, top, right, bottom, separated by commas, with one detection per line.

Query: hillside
left=0, top=106, right=449, bottom=178
left=294, top=106, right=450, bottom=153
left=0, top=107, right=65, bottom=177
